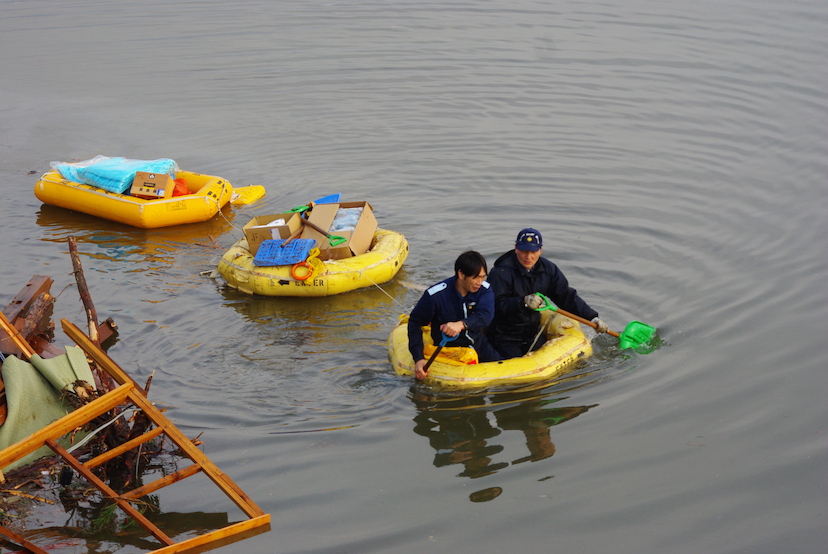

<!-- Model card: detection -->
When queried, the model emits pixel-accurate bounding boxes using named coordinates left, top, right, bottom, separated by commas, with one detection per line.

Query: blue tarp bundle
left=51, top=155, right=179, bottom=194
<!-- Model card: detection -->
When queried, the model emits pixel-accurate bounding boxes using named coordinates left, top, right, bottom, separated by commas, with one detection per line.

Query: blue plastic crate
left=253, top=238, right=316, bottom=267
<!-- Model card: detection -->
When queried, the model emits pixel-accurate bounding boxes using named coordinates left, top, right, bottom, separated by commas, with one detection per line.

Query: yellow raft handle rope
left=291, top=248, right=324, bottom=281
left=323, top=256, right=409, bottom=311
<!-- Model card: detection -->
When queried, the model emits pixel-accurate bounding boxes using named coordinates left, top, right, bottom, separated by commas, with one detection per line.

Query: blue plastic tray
left=253, top=238, right=316, bottom=266
left=313, top=193, right=341, bottom=204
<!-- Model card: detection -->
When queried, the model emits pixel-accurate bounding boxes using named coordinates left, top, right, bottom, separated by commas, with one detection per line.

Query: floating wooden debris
left=0, top=275, right=118, bottom=360
left=0, top=238, right=270, bottom=553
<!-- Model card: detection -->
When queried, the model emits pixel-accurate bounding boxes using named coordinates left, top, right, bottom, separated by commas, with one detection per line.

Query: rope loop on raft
left=291, top=247, right=324, bottom=281
left=291, top=261, right=313, bottom=281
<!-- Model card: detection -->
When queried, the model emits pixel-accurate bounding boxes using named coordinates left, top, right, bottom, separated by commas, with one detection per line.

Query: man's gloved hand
left=591, top=317, right=609, bottom=334
left=524, top=294, right=544, bottom=310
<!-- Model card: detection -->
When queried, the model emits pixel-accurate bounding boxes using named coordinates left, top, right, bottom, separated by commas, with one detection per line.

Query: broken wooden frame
left=0, top=317, right=271, bottom=553
left=0, top=275, right=118, bottom=360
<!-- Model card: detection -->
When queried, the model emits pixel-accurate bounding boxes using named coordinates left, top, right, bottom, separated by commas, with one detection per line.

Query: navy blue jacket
left=407, top=276, right=495, bottom=362
left=487, top=251, right=599, bottom=348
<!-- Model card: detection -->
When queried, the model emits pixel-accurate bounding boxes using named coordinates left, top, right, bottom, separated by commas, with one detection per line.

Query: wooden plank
left=60, top=323, right=266, bottom=519
left=0, top=523, right=50, bottom=554
left=0, top=383, right=132, bottom=469
left=15, top=294, right=54, bottom=345
left=84, top=425, right=167, bottom=469
left=126, top=390, right=266, bottom=519
left=148, top=515, right=271, bottom=554
left=61, top=318, right=143, bottom=393
left=1, top=276, right=53, bottom=357
left=27, top=334, right=64, bottom=359
left=46, top=438, right=175, bottom=546
left=55, top=317, right=270, bottom=551
left=97, top=317, right=119, bottom=346
left=120, top=463, right=203, bottom=500
left=0, top=311, right=36, bottom=359
left=1, top=276, right=52, bottom=321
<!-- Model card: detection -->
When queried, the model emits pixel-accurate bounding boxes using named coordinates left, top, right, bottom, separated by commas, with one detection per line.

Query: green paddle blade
left=618, top=320, right=657, bottom=351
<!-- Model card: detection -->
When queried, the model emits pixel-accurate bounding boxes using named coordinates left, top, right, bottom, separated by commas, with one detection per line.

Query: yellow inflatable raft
left=388, top=311, right=592, bottom=389
left=216, top=228, right=409, bottom=297
left=34, top=169, right=237, bottom=228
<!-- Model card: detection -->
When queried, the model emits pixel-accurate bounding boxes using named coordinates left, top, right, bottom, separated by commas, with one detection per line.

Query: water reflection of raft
left=34, top=169, right=235, bottom=228
left=388, top=311, right=593, bottom=389
left=216, top=228, right=409, bottom=297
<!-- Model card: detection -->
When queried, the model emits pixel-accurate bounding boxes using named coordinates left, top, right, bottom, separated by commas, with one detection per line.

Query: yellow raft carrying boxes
left=388, top=311, right=593, bottom=389
left=216, top=228, right=409, bottom=297
left=217, top=200, right=408, bottom=297
left=34, top=169, right=263, bottom=229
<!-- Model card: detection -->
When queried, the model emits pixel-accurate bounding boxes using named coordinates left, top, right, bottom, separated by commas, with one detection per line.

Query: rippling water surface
left=1, top=1, right=826, bottom=553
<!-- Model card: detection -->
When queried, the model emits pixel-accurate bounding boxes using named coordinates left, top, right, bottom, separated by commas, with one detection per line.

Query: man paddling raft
left=407, top=251, right=503, bottom=380
left=486, top=228, right=609, bottom=359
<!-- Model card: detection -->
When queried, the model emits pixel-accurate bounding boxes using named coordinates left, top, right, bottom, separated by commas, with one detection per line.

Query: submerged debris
left=0, top=238, right=270, bottom=553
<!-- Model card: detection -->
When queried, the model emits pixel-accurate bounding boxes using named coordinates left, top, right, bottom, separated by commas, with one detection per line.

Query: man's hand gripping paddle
left=534, top=293, right=657, bottom=352
left=417, top=331, right=457, bottom=380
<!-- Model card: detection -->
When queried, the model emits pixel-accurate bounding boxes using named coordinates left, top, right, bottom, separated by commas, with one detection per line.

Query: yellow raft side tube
left=388, top=311, right=593, bottom=389
left=34, top=169, right=233, bottom=229
left=217, top=228, right=409, bottom=297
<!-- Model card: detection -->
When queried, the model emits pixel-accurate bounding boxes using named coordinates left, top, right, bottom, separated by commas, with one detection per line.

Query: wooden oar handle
left=279, top=226, right=304, bottom=248
left=553, top=307, right=620, bottom=338
left=302, top=218, right=334, bottom=238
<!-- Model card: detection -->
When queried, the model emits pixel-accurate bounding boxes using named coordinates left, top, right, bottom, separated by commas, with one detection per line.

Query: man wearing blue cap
left=486, top=228, right=609, bottom=358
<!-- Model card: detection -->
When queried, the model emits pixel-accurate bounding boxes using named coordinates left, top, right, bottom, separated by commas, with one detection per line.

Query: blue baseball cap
left=516, top=228, right=542, bottom=251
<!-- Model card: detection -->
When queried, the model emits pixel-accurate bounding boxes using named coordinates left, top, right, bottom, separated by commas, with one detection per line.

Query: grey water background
left=1, top=0, right=826, bottom=552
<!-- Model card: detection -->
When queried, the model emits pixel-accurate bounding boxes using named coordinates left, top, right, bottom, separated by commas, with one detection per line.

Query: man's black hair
left=454, top=250, right=487, bottom=279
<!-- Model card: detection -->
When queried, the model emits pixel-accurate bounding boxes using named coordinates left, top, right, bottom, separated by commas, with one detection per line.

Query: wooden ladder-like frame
left=0, top=318, right=271, bottom=554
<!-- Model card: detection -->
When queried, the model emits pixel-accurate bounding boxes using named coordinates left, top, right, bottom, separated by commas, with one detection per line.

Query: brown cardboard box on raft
left=130, top=171, right=175, bottom=199
left=301, top=201, right=377, bottom=260
left=242, top=212, right=303, bottom=255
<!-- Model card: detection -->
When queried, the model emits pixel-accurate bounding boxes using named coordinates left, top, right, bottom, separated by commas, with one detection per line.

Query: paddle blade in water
left=618, top=320, right=657, bottom=351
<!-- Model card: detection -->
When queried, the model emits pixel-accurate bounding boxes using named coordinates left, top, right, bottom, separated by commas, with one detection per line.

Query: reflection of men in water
left=495, top=402, right=594, bottom=464
left=411, top=391, right=595, bottom=478
left=413, top=396, right=507, bottom=479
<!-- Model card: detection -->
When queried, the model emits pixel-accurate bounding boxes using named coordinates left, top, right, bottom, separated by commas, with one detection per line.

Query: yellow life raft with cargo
left=216, top=228, right=409, bottom=297
left=34, top=169, right=261, bottom=229
left=388, top=311, right=592, bottom=389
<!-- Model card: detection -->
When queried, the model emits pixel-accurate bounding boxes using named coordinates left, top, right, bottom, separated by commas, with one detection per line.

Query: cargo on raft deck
left=34, top=169, right=242, bottom=229
left=216, top=228, right=409, bottom=297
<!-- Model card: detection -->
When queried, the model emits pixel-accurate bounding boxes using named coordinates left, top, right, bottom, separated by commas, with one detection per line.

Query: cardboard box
left=301, top=201, right=377, bottom=260
left=243, top=212, right=303, bottom=255
left=131, top=171, right=175, bottom=199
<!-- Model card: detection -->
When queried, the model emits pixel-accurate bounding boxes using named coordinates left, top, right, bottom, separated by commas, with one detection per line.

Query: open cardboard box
left=130, top=171, right=175, bottom=199
left=243, top=212, right=303, bottom=255
left=301, top=201, right=377, bottom=260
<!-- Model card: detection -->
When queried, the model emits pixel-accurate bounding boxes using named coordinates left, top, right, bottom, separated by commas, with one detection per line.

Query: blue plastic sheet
left=51, top=155, right=179, bottom=194
left=330, top=207, right=363, bottom=232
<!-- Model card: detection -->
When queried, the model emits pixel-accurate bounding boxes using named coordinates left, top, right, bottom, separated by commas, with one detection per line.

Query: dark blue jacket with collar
left=487, top=250, right=599, bottom=348
left=407, top=276, right=495, bottom=362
